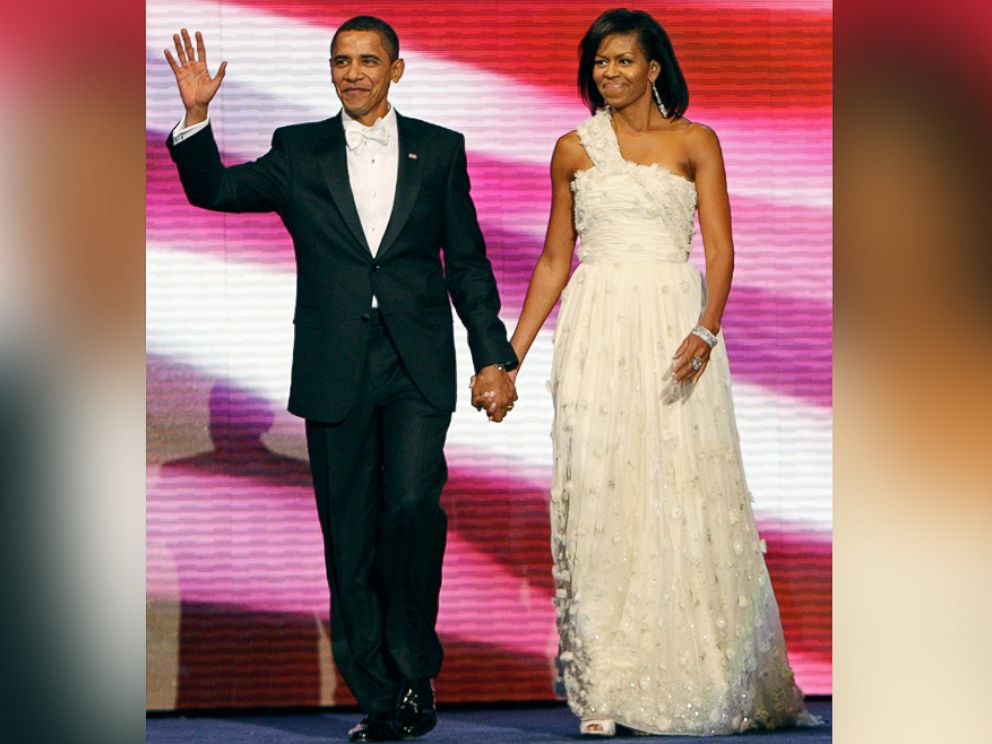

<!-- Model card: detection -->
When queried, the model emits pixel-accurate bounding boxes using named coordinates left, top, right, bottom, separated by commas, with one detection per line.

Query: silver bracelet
left=691, top=325, right=719, bottom=349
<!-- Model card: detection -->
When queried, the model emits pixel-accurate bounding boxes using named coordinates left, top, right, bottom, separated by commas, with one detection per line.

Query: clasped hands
left=470, top=365, right=518, bottom=423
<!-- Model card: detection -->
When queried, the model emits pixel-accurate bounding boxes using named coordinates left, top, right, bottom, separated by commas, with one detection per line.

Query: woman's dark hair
left=332, top=16, right=400, bottom=62
left=578, top=8, right=688, bottom=117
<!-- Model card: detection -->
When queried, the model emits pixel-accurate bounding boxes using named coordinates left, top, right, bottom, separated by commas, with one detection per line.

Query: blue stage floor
left=147, top=699, right=831, bottom=742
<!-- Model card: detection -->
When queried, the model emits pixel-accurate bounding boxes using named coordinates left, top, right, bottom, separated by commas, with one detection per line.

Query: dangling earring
left=652, top=81, right=669, bottom=118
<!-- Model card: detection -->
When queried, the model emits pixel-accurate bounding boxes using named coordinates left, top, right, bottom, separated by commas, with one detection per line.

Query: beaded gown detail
left=548, top=110, right=816, bottom=735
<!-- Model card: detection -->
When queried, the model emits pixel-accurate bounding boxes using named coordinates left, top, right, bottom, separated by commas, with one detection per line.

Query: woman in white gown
left=505, top=8, right=819, bottom=737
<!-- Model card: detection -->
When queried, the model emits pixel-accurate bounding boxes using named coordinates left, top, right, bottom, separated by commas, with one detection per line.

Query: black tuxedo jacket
left=168, top=112, right=516, bottom=422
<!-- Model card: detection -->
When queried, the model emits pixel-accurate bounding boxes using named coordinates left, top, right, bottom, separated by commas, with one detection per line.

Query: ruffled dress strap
left=575, top=109, right=625, bottom=174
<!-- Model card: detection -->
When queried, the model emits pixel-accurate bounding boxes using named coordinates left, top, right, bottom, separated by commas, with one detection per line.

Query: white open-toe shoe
left=580, top=718, right=617, bottom=736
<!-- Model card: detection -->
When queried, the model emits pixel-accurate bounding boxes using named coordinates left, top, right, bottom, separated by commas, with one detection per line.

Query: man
left=165, top=17, right=517, bottom=741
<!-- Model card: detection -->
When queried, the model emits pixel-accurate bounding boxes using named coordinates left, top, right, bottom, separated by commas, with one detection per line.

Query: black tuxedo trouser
left=305, top=310, right=450, bottom=713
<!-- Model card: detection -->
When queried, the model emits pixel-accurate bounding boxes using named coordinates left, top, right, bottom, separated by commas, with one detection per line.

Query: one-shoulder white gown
left=549, top=109, right=818, bottom=735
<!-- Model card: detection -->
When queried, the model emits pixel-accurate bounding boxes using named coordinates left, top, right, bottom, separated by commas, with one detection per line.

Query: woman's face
left=592, top=33, right=659, bottom=109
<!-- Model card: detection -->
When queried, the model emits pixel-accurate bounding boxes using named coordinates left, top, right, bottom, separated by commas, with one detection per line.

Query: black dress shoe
left=348, top=712, right=401, bottom=742
left=395, top=679, right=437, bottom=738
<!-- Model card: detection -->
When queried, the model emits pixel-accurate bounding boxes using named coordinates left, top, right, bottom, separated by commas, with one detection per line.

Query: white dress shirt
left=341, top=105, right=398, bottom=259
left=171, top=106, right=400, bottom=306
left=171, top=115, right=210, bottom=145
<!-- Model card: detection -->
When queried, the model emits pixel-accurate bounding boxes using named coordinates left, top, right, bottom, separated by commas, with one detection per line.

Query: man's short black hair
left=331, top=16, right=400, bottom=62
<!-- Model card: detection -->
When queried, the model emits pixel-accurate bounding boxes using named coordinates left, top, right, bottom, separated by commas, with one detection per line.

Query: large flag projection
left=146, top=0, right=831, bottom=710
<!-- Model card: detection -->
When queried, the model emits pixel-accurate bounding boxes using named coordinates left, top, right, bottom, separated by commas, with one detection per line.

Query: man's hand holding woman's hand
left=470, top=365, right=518, bottom=423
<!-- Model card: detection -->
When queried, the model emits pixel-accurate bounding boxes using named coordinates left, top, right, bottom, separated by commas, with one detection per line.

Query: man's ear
left=391, top=58, right=405, bottom=84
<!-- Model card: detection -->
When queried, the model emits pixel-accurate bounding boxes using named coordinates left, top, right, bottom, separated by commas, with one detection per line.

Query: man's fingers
left=215, top=60, right=227, bottom=83
left=182, top=28, right=196, bottom=64
left=173, top=34, right=188, bottom=66
left=195, top=30, right=207, bottom=65
left=473, top=392, right=498, bottom=412
left=164, top=49, right=180, bottom=74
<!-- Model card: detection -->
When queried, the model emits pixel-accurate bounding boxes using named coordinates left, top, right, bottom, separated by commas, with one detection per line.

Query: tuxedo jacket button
left=361, top=313, right=371, bottom=322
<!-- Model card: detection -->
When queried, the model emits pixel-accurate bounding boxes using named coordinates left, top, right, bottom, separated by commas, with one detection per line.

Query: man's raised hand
left=164, top=29, right=227, bottom=126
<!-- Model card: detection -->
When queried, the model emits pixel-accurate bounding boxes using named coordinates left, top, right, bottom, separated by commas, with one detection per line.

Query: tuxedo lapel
left=376, top=113, right=423, bottom=261
left=315, top=115, right=372, bottom=256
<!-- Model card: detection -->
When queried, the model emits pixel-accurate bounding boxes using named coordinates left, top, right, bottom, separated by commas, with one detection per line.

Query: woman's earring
left=652, top=81, right=669, bottom=118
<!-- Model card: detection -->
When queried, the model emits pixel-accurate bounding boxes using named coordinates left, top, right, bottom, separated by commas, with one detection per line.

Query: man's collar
left=341, top=103, right=398, bottom=133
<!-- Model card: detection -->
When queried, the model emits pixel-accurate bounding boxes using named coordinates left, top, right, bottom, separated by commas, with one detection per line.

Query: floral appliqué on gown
left=548, top=109, right=819, bottom=735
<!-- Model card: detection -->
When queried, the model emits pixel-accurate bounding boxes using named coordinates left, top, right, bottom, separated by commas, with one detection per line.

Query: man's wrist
left=479, top=360, right=516, bottom=374
left=184, top=106, right=209, bottom=127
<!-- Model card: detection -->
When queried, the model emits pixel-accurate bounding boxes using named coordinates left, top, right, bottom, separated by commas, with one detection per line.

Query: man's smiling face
left=330, top=30, right=404, bottom=125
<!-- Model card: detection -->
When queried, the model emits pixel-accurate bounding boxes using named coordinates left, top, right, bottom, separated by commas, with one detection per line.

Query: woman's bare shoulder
left=678, top=119, right=722, bottom=153
left=555, top=130, right=584, bottom=154
left=553, top=130, right=591, bottom=175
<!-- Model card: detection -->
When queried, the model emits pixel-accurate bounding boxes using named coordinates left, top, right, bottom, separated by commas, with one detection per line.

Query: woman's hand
left=671, top=333, right=712, bottom=384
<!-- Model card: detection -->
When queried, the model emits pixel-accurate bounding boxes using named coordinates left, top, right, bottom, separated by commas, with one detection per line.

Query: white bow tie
left=345, top=118, right=389, bottom=150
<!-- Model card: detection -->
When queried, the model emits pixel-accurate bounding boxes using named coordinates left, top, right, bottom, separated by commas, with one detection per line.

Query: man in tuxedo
left=165, top=17, right=517, bottom=741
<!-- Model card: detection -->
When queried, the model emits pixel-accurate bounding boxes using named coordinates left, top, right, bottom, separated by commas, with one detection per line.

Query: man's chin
left=341, top=101, right=390, bottom=122
left=342, top=105, right=364, bottom=117
left=338, top=95, right=371, bottom=113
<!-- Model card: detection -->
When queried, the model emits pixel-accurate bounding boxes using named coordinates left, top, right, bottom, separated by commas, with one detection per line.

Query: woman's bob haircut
left=578, top=8, right=689, bottom=118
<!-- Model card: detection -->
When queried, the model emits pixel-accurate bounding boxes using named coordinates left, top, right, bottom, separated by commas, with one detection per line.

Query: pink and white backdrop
left=146, top=0, right=831, bottom=710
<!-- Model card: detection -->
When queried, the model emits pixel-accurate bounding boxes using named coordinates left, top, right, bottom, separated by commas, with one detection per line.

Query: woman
left=506, top=8, right=819, bottom=736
